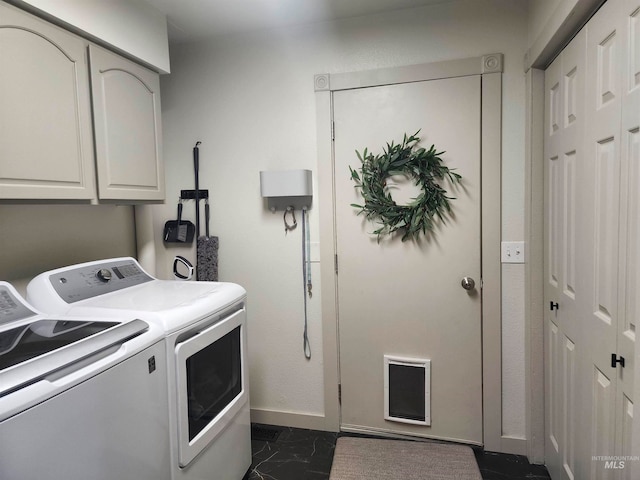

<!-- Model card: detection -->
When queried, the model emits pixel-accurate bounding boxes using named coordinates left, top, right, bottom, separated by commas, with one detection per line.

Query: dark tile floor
left=243, top=424, right=551, bottom=480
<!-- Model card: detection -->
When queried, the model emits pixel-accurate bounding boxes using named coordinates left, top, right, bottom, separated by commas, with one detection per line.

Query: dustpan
left=163, top=199, right=195, bottom=243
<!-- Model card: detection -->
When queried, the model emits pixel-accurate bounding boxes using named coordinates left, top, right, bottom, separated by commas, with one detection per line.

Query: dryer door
left=174, top=308, right=247, bottom=467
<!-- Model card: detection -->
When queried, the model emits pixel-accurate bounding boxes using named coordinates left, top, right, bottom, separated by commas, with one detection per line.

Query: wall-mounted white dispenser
left=260, top=169, right=313, bottom=211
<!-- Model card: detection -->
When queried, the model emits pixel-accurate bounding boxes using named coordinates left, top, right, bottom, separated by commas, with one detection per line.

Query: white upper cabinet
left=89, top=45, right=165, bottom=201
left=0, top=2, right=96, bottom=200
left=0, top=3, right=165, bottom=202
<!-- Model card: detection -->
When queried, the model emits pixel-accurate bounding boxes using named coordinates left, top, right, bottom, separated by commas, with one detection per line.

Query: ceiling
left=143, top=0, right=456, bottom=44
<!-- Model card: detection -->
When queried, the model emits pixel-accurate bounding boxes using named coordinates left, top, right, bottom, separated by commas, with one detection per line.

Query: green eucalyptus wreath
left=349, top=131, right=462, bottom=242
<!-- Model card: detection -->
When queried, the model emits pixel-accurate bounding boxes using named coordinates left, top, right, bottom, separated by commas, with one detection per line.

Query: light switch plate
left=501, top=241, right=525, bottom=263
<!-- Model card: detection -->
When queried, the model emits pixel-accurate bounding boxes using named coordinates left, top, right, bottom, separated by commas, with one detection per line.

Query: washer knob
left=96, top=269, right=112, bottom=283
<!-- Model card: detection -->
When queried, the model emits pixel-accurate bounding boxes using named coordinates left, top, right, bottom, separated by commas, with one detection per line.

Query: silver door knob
left=461, top=277, right=475, bottom=291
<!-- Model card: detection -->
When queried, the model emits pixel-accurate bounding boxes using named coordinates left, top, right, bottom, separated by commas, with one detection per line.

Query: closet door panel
left=590, top=368, right=616, bottom=480
left=580, top=0, right=624, bottom=454
left=615, top=1, right=640, bottom=463
left=544, top=30, right=587, bottom=480
left=620, top=396, right=634, bottom=480
left=618, top=0, right=640, bottom=382
left=545, top=55, right=564, bottom=480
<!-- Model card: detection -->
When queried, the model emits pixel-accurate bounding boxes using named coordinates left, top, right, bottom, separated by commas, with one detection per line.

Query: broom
left=194, top=142, right=218, bottom=281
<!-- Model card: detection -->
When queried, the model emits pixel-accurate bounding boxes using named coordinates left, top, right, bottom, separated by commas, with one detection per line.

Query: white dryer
left=0, top=281, right=170, bottom=480
left=27, top=258, right=252, bottom=480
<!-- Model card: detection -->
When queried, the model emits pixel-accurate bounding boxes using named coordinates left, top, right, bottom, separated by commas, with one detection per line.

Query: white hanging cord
left=301, top=208, right=311, bottom=359
left=304, top=208, right=312, bottom=297
left=283, top=206, right=297, bottom=234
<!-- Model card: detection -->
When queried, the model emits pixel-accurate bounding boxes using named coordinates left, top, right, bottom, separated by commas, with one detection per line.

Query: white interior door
left=333, top=75, right=483, bottom=444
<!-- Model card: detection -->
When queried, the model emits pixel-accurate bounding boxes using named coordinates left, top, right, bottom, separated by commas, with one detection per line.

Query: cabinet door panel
left=90, top=45, right=164, bottom=201
left=0, top=3, right=95, bottom=199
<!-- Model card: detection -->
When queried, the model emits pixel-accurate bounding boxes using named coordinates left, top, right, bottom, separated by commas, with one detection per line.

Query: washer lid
left=0, top=319, right=119, bottom=371
left=0, top=319, right=148, bottom=397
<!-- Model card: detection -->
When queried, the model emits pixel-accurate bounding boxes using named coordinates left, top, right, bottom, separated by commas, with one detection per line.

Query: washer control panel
left=48, top=260, right=153, bottom=303
left=0, top=284, right=36, bottom=325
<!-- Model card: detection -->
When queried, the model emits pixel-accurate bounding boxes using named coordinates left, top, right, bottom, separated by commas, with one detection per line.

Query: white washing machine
left=27, top=258, right=252, bottom=480
left=0, top=281, right=170, bottom=480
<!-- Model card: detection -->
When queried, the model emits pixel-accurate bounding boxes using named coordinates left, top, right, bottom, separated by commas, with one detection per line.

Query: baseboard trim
left=250, top=408, right=337, bottom=432
left=497, top=436, right=528, bottom=456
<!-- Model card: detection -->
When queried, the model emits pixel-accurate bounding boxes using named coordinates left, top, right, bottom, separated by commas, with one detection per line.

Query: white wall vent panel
left=384, top=355, right=431, bottom=426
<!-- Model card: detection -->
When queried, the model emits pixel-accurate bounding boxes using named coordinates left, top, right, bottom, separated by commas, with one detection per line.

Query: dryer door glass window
left=186, top=325, right=242, bottom=441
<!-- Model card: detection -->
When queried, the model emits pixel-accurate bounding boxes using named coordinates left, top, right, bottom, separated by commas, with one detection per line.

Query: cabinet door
left=0, top=3, right=96, bottom=200
left=89, top=45, right=165, bottom=201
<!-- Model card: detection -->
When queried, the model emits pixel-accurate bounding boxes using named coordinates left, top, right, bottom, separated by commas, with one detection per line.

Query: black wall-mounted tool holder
left=180, top=189, right=209, bottom=200
left=163, top=143, right=218, bottom=278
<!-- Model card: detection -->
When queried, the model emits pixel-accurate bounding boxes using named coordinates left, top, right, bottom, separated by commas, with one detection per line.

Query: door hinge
left=611, top=354, right=625, bottom=368
left=331, top=121, right=335, bottom=141
left=550, top=301, right=559, bottom=311
left=335, top=254, right=339, bottom=275
left=338, top=383, right=342, bottom=404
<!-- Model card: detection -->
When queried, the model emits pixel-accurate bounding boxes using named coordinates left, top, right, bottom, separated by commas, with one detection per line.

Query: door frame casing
left=315, top=54, right=513, bottom=453
left=524, top=67, right=546, bottom=464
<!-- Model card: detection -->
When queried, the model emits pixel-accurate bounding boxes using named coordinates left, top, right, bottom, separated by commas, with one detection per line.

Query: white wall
left=527, top=0, right=567, bottom=46
left=0, top=205, right=137, bottom=294
left=6, top=0, right=170, bottom=73
left=155, top=0, right=529, bottom=436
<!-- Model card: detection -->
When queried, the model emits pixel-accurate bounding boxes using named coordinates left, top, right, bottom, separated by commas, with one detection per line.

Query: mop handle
left=205, top=199, right=210, bottom=237
left=194, top=141, right=201, bottom=238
